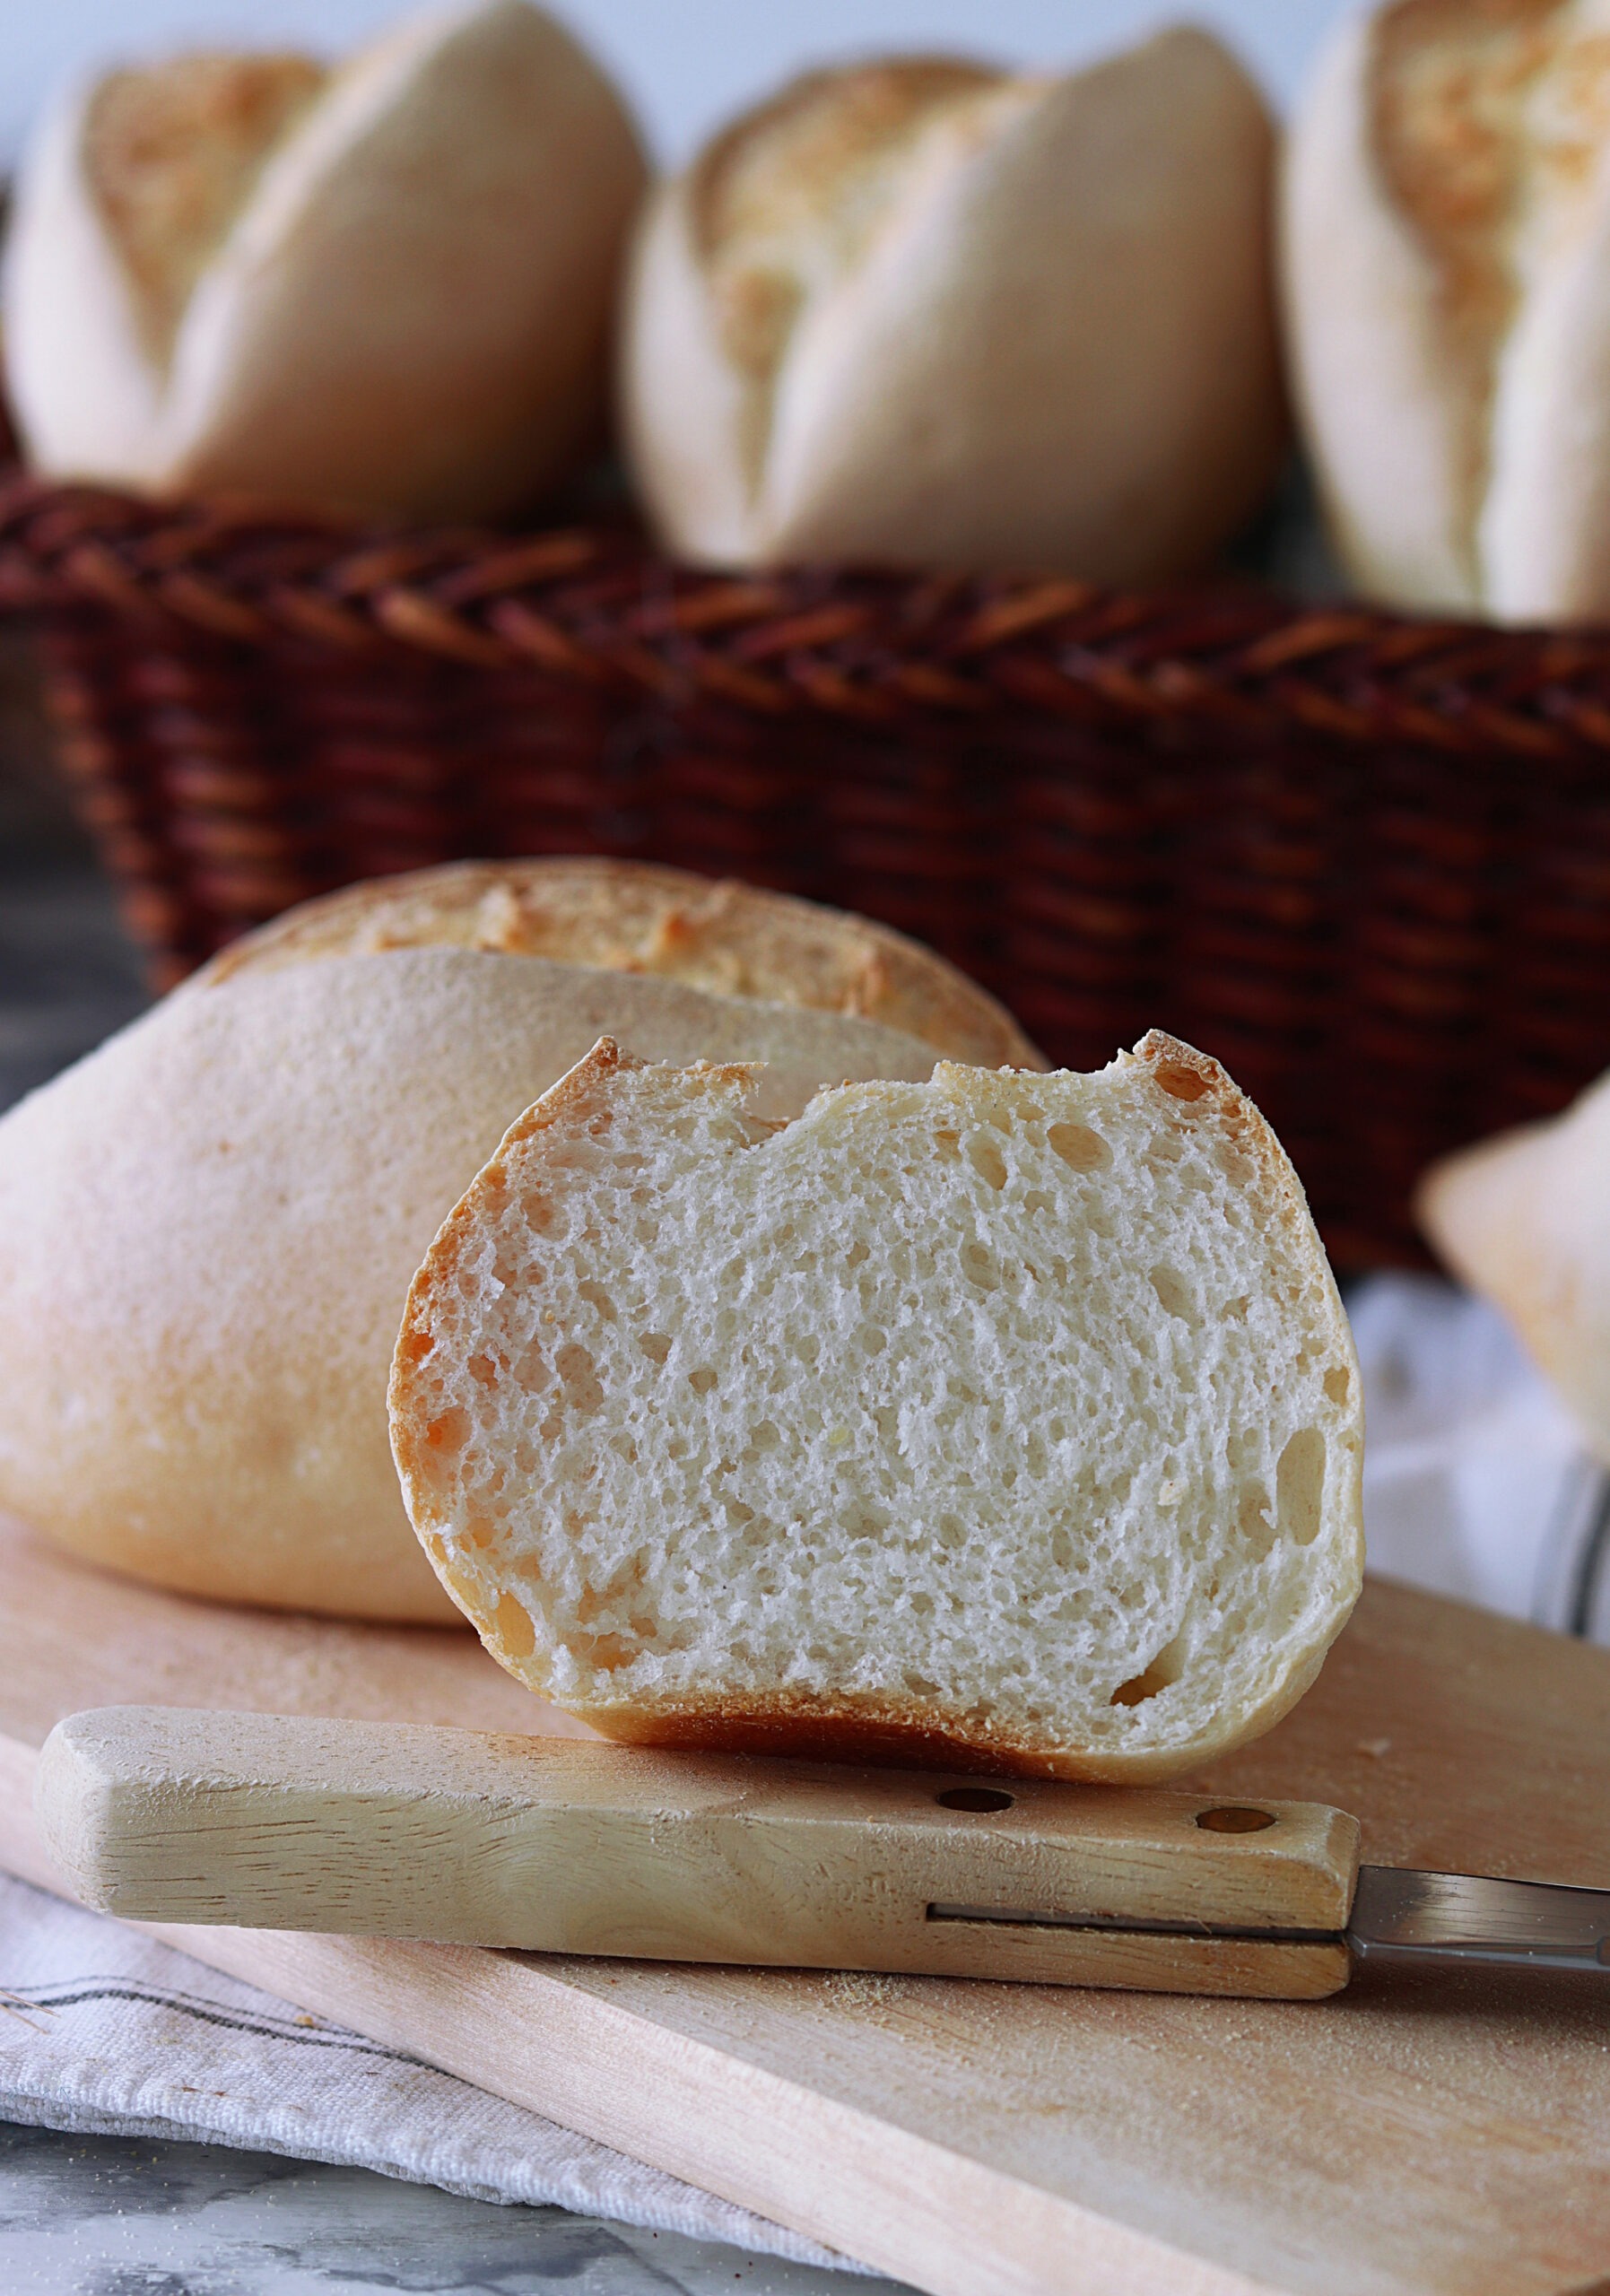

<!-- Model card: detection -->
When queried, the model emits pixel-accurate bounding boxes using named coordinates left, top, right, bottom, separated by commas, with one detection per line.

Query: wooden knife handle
left=35, top=1707, right=1359, bottom=1999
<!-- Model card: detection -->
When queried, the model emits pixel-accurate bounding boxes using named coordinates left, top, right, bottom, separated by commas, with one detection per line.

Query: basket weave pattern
left=3, top=473, right=1608, bottom=1265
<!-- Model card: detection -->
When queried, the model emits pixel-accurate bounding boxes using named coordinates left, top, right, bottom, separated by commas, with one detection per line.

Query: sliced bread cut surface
left=391, top=1032, right=1364, bottom=1779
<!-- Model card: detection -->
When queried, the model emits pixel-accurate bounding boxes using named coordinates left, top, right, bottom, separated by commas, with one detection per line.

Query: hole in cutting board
left=937, top=1787, right=1015, bottom=1813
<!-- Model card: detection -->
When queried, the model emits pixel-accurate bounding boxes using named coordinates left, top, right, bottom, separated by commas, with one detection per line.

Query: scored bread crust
left=392, top=1031, right=1364, bottom=1781
left=1284, top=0, right=1610, bottom=621
left=621, top=29, right=1285, bottom=580
left=2, top=0, right=647, bottom=521
left=196, top=857, right=1044, bottom=1071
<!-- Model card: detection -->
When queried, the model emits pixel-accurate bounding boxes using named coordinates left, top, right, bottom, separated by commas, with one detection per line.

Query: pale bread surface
left=1284, top=0, right=1610, bottom=620
left=0, top=954, right=941, bottom=1622
left=1417, top=1070, right=1610, bottom=1463
left=2, top=0, right=646, bottom=519
left=622, top=30, right=1286, bottom=580
left=392, top=1033, right=1364, bottom=1780
left=197, top=857, right=1044, bottom=1071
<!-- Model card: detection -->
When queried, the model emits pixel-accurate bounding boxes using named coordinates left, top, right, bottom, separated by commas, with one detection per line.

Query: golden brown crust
left=1363, top=0, right=1610, bottom=561
left=690, top=58, right=1000, bottom=381
left=83, top=53, right=327, bottom=365
left=571, top=1694, right=1109, bottom=1780
left=559, top=1640, right=1331, bottom=1787
left=198, top=857, right=1044, bottom=1070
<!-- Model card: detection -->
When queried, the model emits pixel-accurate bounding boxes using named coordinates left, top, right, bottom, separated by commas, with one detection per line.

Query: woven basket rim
left=5, top=468, right=1610, bottom=755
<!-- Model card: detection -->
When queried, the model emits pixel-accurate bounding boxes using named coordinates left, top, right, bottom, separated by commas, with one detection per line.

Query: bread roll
left=2, top=0, right=646, bottom=520
left=1284, top=1, right=1610, bottom=621
left=198, top=857, right=1044, bottom=1069
left=0, top=955, right=944, bottom=1622
left=622, top=30, right=1286, bottom=580
left=391, top=1033, right=1363, bottom=1780
left=1418, top=1071, right=1610, bottom=1462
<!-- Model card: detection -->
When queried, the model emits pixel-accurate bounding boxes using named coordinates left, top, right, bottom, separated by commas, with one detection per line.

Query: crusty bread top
left=197, top=857, right=1044, bottom=1071
left=692, top=58, right=1006, bottom=388
left=83, top=53, right=326, bottom=366
left=392, top=1029, right=1363, bottom=1783
left=1333, top=0, right=1610, bottom=599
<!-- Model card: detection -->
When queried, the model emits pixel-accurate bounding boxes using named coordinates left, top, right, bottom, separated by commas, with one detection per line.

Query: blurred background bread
left=2, top=0, right=647, bottom=520
left=1418, top=1068, right=1610, bottom=1465
left=1284, top=0, right=1610, bottom=622
left=621, top=27, right=1288, bottom=580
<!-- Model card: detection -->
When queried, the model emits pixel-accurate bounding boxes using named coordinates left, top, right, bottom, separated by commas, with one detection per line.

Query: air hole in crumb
left=1110, top=1633, right=1186, bottom=1707
left=1323, top=1366, right=1352, bottom=1405
left=1278, top=1427, right=1327, bottom=1545
left=1239, top=1479, right=1276, bottom=1560
left=687, top=1366, right=718, bottom=1396
left=1149, top=1265, right=1197, bottom=1325
left=1048, top=1122, right=1110, bottom=1172
left=638, top=1332, right=672, bottom=1365
left=960, top=1241, right=998, bottom=1290
left=935, top=1128, right=962, bottom=1161
left=968, top=1136, right=1008, bottom=1189
left=1154, top=1063, right=1209, bottom=1102
left=425, top=1406, right=470, bottom=1454
left=576, top=1279, right=616, bottom=1321
left=556, top=1343, right=603, bottom=1413
left=493, top=1592, right=535, bottom=1657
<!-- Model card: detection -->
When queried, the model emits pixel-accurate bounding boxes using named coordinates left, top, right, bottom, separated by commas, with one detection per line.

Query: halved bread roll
left=1418, top=1071, right=1610, bottom=1463
left=1284, top=0, right=1610, bottom=620
left=197, top=857, right=1043, bottom=1070
left=2, top=0, right=646, bottom=519
left=391, top=1033, right=1363, bottom=1779
left=622, top=29, right=1286, bottom=580
left=0, top=955, right=943, bottom=1622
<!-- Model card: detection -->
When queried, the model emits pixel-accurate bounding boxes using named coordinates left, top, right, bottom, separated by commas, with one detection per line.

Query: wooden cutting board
left=0, top=1513, right=1606, bottom=2296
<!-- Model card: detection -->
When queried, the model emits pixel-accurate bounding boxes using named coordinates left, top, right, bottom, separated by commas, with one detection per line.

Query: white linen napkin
left=1350, top=1274, right=1610, bottom=1639
left=0, top=1866, right=871, bottom=2273
left=0, top=1270, right=1599, bottom=2266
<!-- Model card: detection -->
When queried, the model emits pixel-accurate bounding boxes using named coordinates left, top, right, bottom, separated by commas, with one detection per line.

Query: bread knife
left=33, top=1706, right=1610, bottom=2001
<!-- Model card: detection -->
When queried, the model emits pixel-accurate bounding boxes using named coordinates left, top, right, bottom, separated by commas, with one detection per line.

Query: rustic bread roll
left=198, top=857, right=1043, bottom=1069
left=0, top=954, right=943, bottom=1622
left=622, top=30, right=1286, bottom=580
left=2, top=0, right=646, bottom=520
left=1284, top=1, right=1610, bottom=620
left=392, top=1032, right=1364, bottom=1780
left=1418, top=1072, right=1610, bottom=1463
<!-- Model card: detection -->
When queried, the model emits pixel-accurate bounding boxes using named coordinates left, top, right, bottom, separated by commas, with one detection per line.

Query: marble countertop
left=0, top=2122, right=886, bottom=2294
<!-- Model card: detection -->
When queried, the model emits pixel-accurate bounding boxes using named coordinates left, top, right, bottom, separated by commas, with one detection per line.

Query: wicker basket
left=2, top=466, right=1606, bottom=1268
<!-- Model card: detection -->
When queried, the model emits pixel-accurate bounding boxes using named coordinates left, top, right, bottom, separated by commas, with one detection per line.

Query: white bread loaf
left=621, top=30, right=1287, bottom=581
left=196, top=856, right=1043, bottom=1070
left=1417, top=1071, right=1610, bottom=1462
left=0, top=955, right=944, bottom=1623
left=391, top=1033, right=1363, bottom=1780
left=2, top=0, right=646, bottom=521
left=1284, top=1, right=1610, bottom=621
